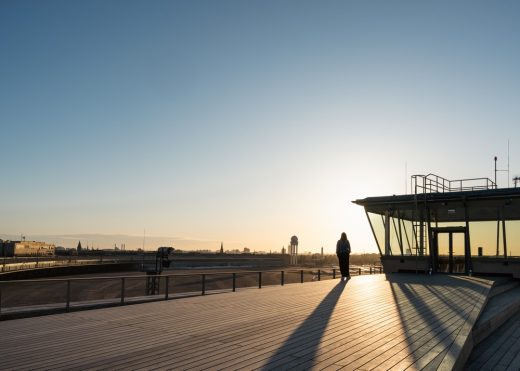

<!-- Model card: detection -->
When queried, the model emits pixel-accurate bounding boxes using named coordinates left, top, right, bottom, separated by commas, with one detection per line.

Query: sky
left=1, top=0, right=520, bottom=253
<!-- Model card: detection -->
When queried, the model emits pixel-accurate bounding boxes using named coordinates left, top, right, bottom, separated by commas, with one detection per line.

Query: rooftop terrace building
left=353, top=173, right=520, bottom=278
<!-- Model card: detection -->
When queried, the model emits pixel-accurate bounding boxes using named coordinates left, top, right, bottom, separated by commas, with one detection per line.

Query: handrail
left=0, top=267, right=380, bottom=284
left=411, top=173, right=496, bottom=194
left=0, top=266, right=383, bottom=318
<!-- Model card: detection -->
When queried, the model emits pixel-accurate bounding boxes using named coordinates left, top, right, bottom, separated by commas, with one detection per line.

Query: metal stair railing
left=411, top=174, right=496, bottom=194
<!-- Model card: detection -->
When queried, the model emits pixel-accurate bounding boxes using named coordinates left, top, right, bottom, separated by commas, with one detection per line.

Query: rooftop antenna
left=508, top=139, right=510, bottom=187
left=495, top=154, right=509, bottom=188
left=405, top=161, right=407, bottom=194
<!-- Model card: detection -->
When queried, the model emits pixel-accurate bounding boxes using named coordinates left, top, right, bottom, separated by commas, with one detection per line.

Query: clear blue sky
left=1, top=0, right=520, bottom=252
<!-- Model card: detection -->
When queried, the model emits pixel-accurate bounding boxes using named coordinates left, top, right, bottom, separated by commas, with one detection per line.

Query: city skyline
left=1, top=1, right=520, bottom=254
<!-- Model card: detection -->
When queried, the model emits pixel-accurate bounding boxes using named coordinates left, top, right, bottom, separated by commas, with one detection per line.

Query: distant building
left=77, top=241, right=83, bottom=253
left=0, top=240, right=55, bottom=257
left=243, top=247, right=250, bottom=253
left=220, top=242, right=224, bottom=254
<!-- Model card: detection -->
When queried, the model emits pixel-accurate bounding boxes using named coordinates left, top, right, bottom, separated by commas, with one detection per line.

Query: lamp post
left=494, top=156, right=497, bottom=186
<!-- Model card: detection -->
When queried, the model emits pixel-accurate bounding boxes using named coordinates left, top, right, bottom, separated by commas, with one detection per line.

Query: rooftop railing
left=411, top=173, right=497, bottom=194
left=0, top=265, right=382, bottom=320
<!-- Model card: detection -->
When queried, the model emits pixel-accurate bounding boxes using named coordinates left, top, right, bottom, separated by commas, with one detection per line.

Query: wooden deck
left=466, top=309, right=520, bottom=370
left=0, top=274, right=494, bottom=370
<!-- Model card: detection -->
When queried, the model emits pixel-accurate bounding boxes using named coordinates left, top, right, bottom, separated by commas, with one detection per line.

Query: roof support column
left=385, top=211, right=391, bottom=255
left=502, top=217, right=508, bottom=259
left=496, top=210, right=500, bottom=257
left=464, top=201, right=472, bottom=275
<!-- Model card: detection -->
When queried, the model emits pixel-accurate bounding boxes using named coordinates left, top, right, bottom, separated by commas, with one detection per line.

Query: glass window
left=469, top=221, right=500, bottom=257
left=401, top=219, right=414, bottom=255
left=367, top=212, right=384, bottom=255
left=506, top=220, right=520, bottom=257
left=390, top=216, right=403, bottom=256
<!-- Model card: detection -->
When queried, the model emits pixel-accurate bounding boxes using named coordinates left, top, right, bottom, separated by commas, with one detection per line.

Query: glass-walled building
left=353, top=174, right=520, bottom=277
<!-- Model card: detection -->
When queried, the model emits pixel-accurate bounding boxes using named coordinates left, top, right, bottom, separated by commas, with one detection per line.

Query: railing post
left=232, top=273, right=236, bottom=292
left=380, top=266, right=382, bottom=274
left=66, top=280, right=71, bottom=311
left=202, top=274, right=206, bottom=295
left=121, top=277, right=125, bottom=305
left=333, top=268, right=336, bottom=279
left=301, top=269, right=304, bottom=283
left=258, top=272, right=262, bottom=289
left=165, top=276, right=169, bottom=300
left=318, top=269, right=321, bottom=281
left=281, top=271, right=284, bottom=286
left=370, top=266, right=372, bottom=274
left=359, top=268, right=362, bottom=275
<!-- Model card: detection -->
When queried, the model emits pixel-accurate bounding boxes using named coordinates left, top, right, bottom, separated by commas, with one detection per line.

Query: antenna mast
left=508, top=139, right=510, bottom=187
left=405, top=161, right=408, bottom=194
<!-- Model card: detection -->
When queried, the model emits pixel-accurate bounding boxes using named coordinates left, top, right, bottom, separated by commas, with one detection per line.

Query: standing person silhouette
left=336, top=232, right=351, bottom=281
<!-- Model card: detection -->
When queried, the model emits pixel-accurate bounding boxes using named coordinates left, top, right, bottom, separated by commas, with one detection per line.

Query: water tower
left=289, top=235, right=298, bottom=265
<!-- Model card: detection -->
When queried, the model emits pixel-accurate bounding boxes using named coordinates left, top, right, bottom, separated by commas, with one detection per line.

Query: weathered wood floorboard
left=0, top=274, right=493, bottom=370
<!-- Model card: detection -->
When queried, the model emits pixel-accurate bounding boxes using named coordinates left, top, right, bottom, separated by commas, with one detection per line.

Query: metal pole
left=496, top=218, right=500, bottom=256
left=281, top=271, right=284, bottom=286
left=301, top=269, right=304, bottom=283
left=318, top=269, right=321, bottom=281
left=232, top=273, right=236, bottom=292
left=66, top=280, right=71, bottom=311
left=202, top=274, right=206, bottom=295
left=121, top=277, right=125, bottom=304
left=495, top=156, right=497, bottom=187
left=359, top=268, right=361, bottom=275
left=333, top=268, right=336, bottom=279
left=258, top=272, right=262, bottom=289
left=165, top=276, right=169, bottom=300
left=503, top=219, right=508, bottom=259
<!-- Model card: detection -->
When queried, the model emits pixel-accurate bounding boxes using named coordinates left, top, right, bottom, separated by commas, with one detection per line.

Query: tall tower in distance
left=289, top=235, right=298, bottom=265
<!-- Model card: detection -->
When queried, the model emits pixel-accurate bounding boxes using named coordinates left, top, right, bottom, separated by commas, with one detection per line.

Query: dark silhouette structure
left=354, top=173, right=520, bottom=277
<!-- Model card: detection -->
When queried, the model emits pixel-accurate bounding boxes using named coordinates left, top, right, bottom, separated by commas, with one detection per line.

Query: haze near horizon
left=1, top=0, right=520, bottom=253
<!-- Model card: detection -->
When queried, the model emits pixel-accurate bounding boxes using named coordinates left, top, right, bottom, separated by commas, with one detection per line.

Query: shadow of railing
left=384, top=274, right=489, bottom=369
left=261, top=281, right=346, bottom=370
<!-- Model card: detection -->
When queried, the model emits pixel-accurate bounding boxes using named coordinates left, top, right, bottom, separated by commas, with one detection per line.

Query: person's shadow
left=261, top=281, right=346, bottom=370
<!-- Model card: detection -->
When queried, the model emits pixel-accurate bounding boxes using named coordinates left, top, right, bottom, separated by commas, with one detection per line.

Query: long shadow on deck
left=261, top=281, right=346, bottom=370
left=386, top=274, right=485, bottom=369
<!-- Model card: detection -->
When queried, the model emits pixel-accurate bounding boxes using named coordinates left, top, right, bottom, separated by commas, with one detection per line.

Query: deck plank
left=0, top=274, right=493, bottom=370
left=466, top=310, right=520, bottom=370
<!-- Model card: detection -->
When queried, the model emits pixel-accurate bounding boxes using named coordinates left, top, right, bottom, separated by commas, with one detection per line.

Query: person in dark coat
left=336, top=232, right=351, bottom=281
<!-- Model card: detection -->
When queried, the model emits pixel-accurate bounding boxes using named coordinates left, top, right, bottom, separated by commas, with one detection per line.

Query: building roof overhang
left=352, top=187, right=520, bottom=222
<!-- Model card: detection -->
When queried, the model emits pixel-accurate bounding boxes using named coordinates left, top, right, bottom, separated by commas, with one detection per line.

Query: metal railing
left=0, top=265, right=383, bottom=318
left=411, top=174, right=496, bottom=194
